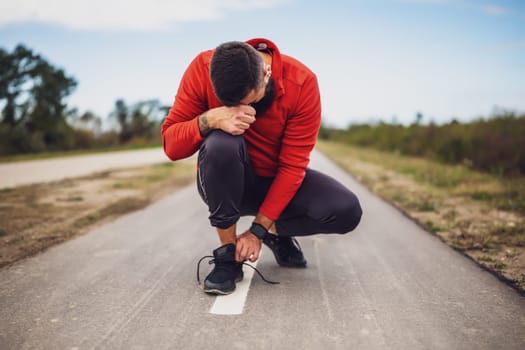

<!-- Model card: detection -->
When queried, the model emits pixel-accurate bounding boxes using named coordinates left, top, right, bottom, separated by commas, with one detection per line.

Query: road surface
left=0, top=150, right=524, bottom=349
left=0, top=147, right=167, bottom=189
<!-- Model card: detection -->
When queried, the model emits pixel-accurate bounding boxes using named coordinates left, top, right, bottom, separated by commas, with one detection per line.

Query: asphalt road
left=0, top=147, right=167, bottom=189
left=0, top=150, right=524, bottom=349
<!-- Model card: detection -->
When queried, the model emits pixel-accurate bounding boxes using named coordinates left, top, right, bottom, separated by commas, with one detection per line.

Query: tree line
left=320, top=111, right=525, bottom=176
left=0, top=44, right=166, bottom=156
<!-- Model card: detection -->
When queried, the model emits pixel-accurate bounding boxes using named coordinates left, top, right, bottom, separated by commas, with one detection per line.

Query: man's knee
left=199, top=130, right=245, bottom=166
left=335, top=195, right=362, bottom=234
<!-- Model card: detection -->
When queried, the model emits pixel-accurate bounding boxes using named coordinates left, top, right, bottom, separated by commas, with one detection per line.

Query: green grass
left=471, top=191, right=494, bottom=201
left=416, top=200, right=436, bottom=212
left=329, top=142, right=482, bottom=189
left=112, top=182, right=136, bottom=189
left=425, top=220, right=442, bottom=232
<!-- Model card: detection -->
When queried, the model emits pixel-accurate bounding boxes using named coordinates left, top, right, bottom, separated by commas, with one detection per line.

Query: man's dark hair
left=210, top=41, right=264, bottom=106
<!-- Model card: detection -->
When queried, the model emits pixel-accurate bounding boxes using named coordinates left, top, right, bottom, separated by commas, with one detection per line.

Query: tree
left=413, top=112, right=423, bottom=126
left=73, top=111, right=102, bottom=135
left=0, top=44, right=77, bottom=154
left=110, top=99, right=165, bottom=144
left=113, top=99, right=131, bottom=142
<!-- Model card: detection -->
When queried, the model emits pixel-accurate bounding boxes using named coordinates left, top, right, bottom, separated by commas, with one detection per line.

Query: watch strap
left=250, top=222, right=269, bottom=240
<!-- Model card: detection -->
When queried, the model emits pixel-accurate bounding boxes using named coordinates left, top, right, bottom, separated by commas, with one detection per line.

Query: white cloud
left=480, top=5, right=511, bottom=16
left=398, top=0, right=519, bottom=18
left=0, top=0, right=289, bottom=31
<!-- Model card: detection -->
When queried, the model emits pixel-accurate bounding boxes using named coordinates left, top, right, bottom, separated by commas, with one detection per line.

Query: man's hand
left=236, top=230, right=262, bottom=263
left=200, top=105, right=256, bottom=136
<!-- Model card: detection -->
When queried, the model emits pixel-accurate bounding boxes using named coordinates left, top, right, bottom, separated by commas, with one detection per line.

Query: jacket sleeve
left=161, top=53, right=208, bottom=161
left=259, top=74, right=322, bottom=220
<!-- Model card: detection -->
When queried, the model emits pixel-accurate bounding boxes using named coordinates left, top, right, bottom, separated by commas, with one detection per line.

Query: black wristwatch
left=250, top=222, right=269, bottom=240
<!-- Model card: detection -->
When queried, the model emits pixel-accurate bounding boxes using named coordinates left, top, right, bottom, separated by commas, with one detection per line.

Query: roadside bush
left=322, top=111, right=525, bottom=176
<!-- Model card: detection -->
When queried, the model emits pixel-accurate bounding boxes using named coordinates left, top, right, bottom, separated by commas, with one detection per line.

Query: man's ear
left=264, top=65, right=272, bottom=84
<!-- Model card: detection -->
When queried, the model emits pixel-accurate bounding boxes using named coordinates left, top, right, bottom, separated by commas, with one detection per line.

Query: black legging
left=196, top=130, right=362, bottom=236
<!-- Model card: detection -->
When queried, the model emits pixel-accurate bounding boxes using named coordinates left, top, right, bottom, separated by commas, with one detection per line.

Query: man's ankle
left=217, top=225, right=237, bottom=246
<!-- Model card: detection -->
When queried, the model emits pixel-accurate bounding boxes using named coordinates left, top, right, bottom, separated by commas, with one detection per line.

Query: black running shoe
left=263, top=235, right=307, bottom=268
left=197, top=244, right=280, bottom=295
left=201, top=244, right=243, bottom=295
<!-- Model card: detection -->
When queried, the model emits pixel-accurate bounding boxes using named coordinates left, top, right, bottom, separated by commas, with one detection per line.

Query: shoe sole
left=203, top=275, right=244, bottom=295
left=203, top=287, right=235, bottom=295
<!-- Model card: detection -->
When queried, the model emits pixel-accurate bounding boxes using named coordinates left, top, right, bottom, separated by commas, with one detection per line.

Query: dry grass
left=317, top=140, right=525, bottom=291
left=0, top=160, right=195, bottom=267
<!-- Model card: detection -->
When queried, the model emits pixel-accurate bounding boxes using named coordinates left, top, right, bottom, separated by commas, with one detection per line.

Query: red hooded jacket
left=161, top=38, right=321, bottom=220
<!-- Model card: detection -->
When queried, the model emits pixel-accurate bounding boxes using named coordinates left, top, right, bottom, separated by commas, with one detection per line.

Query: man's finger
left=238, top=114, right=255, bottom=123
left=240, top=104, right=256, bottom=115
left=236, top=241, right=247, bottom=262
left=240, top=244, right=250, bottom=261
left=235, top=242, right=242, bottom=262
left=250, top=250, right=259, bottom=262
left=231, top=128, right=244, bottom=136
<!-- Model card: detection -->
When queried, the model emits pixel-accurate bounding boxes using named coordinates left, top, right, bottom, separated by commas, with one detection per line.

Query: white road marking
left=209, top=252, right=261, bottom=315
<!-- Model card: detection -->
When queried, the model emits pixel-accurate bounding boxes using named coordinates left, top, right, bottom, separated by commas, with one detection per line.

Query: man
left=162, top=38, right=362, bottom=295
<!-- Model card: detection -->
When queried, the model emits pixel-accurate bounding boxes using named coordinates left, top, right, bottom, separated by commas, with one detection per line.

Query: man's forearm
left=198, top=111, right=212, bottom=136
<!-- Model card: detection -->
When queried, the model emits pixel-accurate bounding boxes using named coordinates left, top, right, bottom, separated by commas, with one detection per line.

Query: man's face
left=240, top=65, right=275, bottom=115
left=249, top=77, right=275, bottom=115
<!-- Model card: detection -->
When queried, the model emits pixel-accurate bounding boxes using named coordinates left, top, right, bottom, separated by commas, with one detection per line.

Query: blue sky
left=1, top=0, right=524, bottom=127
